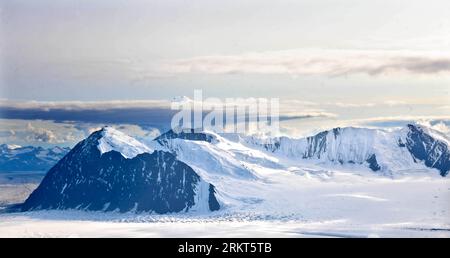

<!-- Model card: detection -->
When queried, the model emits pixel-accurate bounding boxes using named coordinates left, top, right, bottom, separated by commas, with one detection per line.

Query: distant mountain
left=0, top=144, right=70, bottom=171
left=21, top=127, right=220, bottom=213
left=244, top=124, right=450, bottom=176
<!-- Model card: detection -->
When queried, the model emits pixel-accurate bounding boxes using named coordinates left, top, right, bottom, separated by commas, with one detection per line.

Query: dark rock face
left=0, top=145, right=70, bottom=171
left=332, top=128, right=341, bottom=139
left=21, top=129, right=220, bottom=213
left=208, top=185, right=220, bottom=211
left=258, top=139, right=280, bottom=153
left=405, top=124, right=450, bottom=177
left=397, top=139, right=406, bottom=147
left=366, top=154, right=381, bottom=172
left=156, top=128, right=214, bottom=145
left=303, top=131, right=328, bottom=159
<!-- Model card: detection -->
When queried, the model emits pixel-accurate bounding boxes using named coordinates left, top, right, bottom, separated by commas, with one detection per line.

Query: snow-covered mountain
left=0, top=144, right=70, bottom=171
left=152, top=124, right=450, bottom=179
left=139, top=123, right=449, bottom=218
left=21, top=127, right=220, bottom=213
left=18, top=123, right=449, bottom=215
left=242, top=124, right=450, bottom=176
left=153, top=129, right=262, bottom=180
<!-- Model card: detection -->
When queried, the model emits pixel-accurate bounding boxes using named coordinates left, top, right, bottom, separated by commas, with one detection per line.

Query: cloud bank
left=0, top=99, right=335, bottom=127
left=155, top=49, right=450, bottom=77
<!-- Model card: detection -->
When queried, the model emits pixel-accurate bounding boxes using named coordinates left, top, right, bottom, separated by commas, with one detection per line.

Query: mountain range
left=16, top=123, right=450, bottom=214
left=244, top=124, right=449, bottom=176
left=0, top=144, right=70, bottom=171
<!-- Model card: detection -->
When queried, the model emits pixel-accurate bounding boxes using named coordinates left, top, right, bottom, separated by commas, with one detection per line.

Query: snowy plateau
left=0, top=124, right=449, bottom=237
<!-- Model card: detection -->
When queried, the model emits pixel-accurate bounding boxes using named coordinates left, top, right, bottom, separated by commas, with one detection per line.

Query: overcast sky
left=0, top=0, right=449, bottom=145
left=2, top=0, right=450, bottom=100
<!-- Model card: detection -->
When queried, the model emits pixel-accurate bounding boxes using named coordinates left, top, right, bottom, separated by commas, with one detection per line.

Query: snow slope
left=1, top=170, right=448, bottom=237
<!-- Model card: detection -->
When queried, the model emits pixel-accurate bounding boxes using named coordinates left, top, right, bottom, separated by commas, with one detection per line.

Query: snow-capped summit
left=97, top=126, right=153, bottom=159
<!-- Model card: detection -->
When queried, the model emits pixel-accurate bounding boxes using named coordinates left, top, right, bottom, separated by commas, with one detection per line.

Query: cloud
left=331, top=102, right=376, bottom=108
left=383, top=100, right=408, bottom=107
left=0, top=100, right=176, bottom=127
left=0, top=119, right=163, bottom=147
left=0, top=99, right=335, bottom=126
left=25, top=122, right=78, bottom=143
left=0, top=129, right=15, bottom=138
left=27, top=49, right=450, bottom=82
left=438, top=105, right=450, bottom=110
left=154, top=49, right=450, bottom=77
left=347, top=116, right=450, bottom=130
left=429, top=122, right=450, bottom=135
left=277, top=115, right=450, bottom=138
left=25, top=123, right=58, bottom=143
left=0, top=99, right=170, bottom=111
left=0, top=119, right=85, bottom=146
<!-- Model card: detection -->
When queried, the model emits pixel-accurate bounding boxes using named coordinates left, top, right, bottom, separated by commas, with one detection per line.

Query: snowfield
left=0, top=169, right=449, bottom=237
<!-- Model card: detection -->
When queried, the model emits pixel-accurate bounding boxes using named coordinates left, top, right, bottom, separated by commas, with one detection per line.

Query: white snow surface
left=189, top=178, right=213, bottom=213
left=97, top=127, right=153, bottom=159
left=1, top=172, right=449, bottom=237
